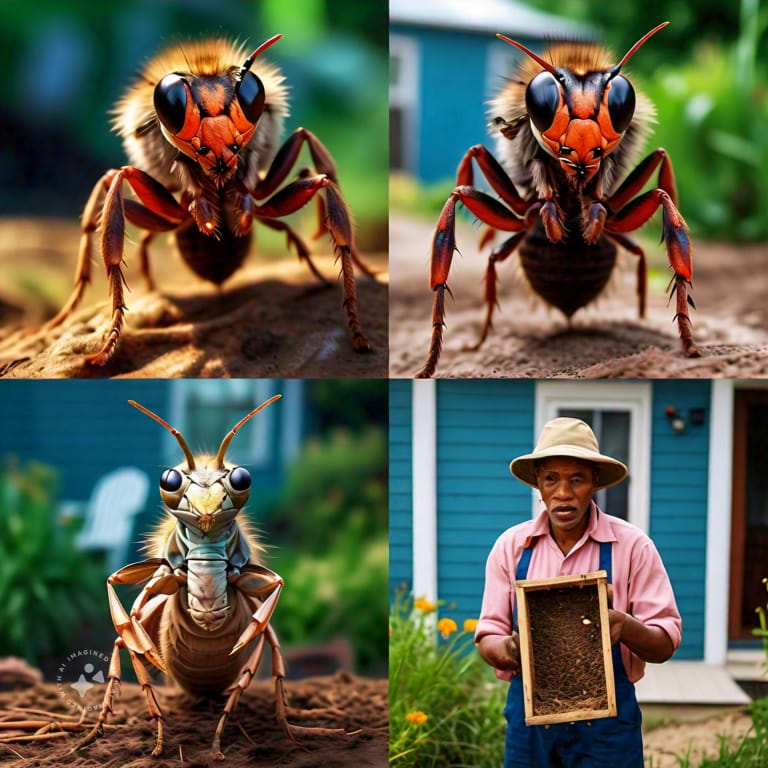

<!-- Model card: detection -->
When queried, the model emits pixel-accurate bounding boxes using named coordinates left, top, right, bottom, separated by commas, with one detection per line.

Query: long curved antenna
left=235, top=33, right=282, bottom=93
left=215, top=394, right=282, bottom=468
left=497, top=21, right=669, bottom=81
left=496, top=34, right=558, bottom=75
left=609, top=21, right=669, bottom=78
left=128, top=400, right=196, bottom=470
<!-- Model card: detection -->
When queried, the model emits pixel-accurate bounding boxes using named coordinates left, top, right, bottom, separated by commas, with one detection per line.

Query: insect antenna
left=609, top=21, right=669, bottom=79
left=128, top=399, right=197, bottom=470
left=496, top=34, right=559, bottom=76
left=215, top=394, right=282, bottom=468
left=234, top=33, right=282, bottom=93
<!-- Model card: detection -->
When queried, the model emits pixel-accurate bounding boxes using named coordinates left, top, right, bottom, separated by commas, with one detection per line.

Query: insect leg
left=266, top=623, right=346, bottom=740
left=228, top=564, right=284, bottom=654
left=40, top=172, right=113, bottom=333
left=464, top=231, right=526, bottom=351
left=604, top=148, right=678, bottom=212
left=210, top=633, right=267, bottom=760
left=607, top=189, right=699, bottom=357
left=105, top=559, right=178, bottom=672
left=417, top=187, right=525, bottom=378
left=74, top=637, right=123, bottom=752
left=259, top=217, right=332, bottom=285
left=455, top=145, right=529, bottom=216
left=605, top=232, right=647, bottom=317
left=251, top=175, right=371, bottom=352
left=78, top=167, right=187, bottom=365
left=251, top=127, right=374, bottom=351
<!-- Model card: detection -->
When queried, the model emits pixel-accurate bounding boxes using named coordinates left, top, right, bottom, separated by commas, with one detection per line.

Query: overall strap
left=599, top=540, right=612, bottom=582
left=512, top=545, right=533, bottom=630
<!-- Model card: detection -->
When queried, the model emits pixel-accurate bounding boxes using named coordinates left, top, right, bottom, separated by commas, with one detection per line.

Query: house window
left=390, top=35, right=419, bottom=173
left=535, top=382, right=652, bottom=531
left=167, top=380, right=286, bottom=470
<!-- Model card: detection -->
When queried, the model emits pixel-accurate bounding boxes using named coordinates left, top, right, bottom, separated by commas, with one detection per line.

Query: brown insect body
left=491, top=41, right=648, bottom=318
left=519, top=213, right=617, bottom=319
left=417, top=24, right=699, bottom=378
left=45, top=36, right=372, bottom=365
left=115, top=38, right=287, bottom=285
left=78, top=396, right=345, bottom=759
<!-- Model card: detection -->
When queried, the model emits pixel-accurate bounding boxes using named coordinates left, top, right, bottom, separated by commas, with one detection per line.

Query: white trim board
left=411, top=380, right=438, bottom=602
left=534, top=381, right=652, bottom=532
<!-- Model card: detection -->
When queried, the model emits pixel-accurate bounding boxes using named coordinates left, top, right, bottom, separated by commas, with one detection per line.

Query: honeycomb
left=526, top=585, right=609, bottom=716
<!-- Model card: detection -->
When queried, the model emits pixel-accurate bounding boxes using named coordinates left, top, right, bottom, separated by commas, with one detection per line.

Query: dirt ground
left=0, top=674, right=387, bottom=768
left=0, top=219, right=388, bottom=379
left=390, top=213, right=768, bottom=378
left=642, top=707, right=755, bottom=767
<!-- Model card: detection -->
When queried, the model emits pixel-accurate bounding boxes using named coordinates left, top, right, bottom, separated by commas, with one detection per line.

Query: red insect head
left=498, top=22, right=668, bottom=186
left=153, top=34, right=282, bottom=185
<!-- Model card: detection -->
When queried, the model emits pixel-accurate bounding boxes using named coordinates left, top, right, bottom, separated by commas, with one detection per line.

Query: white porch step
left=635, top=661, right=751, bottom=705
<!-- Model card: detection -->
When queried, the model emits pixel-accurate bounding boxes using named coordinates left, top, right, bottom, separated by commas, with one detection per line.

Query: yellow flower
left=464, top=618, right=479, bottom=633
left=406, top=710, right=429, bottom=725
left=414, top=598, right=436, bottom=614
left=437, top=617, right=458, bottom=638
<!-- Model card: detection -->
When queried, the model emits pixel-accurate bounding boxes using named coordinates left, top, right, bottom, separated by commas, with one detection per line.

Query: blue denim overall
left=503, top=541, right=644, bottom=767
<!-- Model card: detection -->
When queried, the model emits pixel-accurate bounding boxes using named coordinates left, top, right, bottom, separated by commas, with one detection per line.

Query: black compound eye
left=525, top=71, right=561, bottom=133
left=229, top=466, right=251, bottom=491
left=235, top=72, right=266, bottom=124
left=607, top=75, right=635, bottom=134
left=154, top=74, right=189, bottom=134
left=160, top=468, right=183, bottom=492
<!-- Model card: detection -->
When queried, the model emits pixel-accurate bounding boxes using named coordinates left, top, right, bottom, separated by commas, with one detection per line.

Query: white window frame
left=168, top=380, right=283, bottom=467
left=534, top=382, right=652, bottom=532
left=390, top=34, right=420, bottom=174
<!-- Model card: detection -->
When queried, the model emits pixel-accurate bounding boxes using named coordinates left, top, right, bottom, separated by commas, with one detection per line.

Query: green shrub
left=641, top=1, right=768, bottom=241
left=0, top=460, right=103, bottom=664
left=389, top=592, right=506, bottom=767
left=264, top=427, right=388, bottom=673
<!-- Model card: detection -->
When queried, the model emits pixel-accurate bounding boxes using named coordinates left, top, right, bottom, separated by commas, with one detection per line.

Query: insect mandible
left=44, top=35, right=373, bottom=366
left=77, top=395, right=345, bottom=760
left=417, top=22, right=699, bottom=378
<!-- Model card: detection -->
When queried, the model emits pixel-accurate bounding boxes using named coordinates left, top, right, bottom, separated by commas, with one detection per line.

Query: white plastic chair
left=75, top=466, right=150, bottom=574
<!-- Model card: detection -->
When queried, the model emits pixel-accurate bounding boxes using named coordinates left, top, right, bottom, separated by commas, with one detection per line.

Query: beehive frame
left=515, top=570, right=617, bottom=725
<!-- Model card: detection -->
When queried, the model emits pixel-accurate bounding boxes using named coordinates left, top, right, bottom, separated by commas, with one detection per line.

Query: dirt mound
left=391, top=214, right=768, bottom=378
left=0, top=219, right=388, bottom=379
left=0, top=673, right=388, bottom=767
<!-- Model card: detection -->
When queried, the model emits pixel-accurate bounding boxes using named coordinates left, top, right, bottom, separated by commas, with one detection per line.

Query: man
left=475, top=417, right=681, bottom=767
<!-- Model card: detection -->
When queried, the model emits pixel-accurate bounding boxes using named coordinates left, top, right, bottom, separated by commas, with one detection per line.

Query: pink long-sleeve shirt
left=475, top=503, right=682, bottom=683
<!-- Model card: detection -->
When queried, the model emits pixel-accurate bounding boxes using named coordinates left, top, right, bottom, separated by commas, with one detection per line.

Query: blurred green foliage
left=265, top=425, right=388, bottom=674
left=0, top=461, right=103, bottom=664
left=642, top=19, right=768, bottom=239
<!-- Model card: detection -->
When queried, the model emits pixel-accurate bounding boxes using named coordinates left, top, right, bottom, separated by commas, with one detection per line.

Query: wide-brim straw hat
left=510, top=417, right=628, bottom=491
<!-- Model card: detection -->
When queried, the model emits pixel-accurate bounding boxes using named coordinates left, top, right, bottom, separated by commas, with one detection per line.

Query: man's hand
left=477, top=633, right=521, bottom=673
left=605, top=583, right=674, bottom=662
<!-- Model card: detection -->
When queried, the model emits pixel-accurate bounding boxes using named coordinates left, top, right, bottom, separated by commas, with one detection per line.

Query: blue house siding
left=412, top=27, right=491, bottom=183
left=0, top=379, right=167, bottom=501
left=435, top=380, right=536, bottom=623
left=389, top=380, right=413, bottom=598
left=650, top=380, right=711, bottom=660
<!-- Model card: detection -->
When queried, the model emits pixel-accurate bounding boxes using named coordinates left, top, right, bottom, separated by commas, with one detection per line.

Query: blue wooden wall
left=392, top=25, right=505, bottom=183
left=389, top=380, right=413, bottom=597
left=0, top=380, right=168, bottom=501
left=389, top=380, right=712, bottom=661
left=435, top=380, right=536, bottom=624
left=649, top=380, right=711, bottom=660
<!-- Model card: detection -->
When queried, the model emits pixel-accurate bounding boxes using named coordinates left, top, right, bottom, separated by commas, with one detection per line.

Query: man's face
left=536, top=456, right=598, bottom=537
